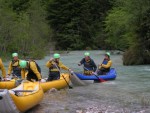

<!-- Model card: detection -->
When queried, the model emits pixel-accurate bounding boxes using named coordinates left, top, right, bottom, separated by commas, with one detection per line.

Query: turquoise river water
left=3, top=50, right=150, bottom=113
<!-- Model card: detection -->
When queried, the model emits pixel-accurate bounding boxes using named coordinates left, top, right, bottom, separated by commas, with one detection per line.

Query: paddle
left=11, top=74, right=18, bottom=79
left=12, top=90, right=35, bottom=96
left=53, top=62, right=73, bottom=89
left=84, top=67, right=106, bottom=82
left=0, top=89, right=34, bottom=93
left=12, top=90, right=35, bottom=93
left=0, top=89, right=4, bottom=92
left=10, top=74, right=23, bottom=86
left=69, top=71, right=86, bottom=86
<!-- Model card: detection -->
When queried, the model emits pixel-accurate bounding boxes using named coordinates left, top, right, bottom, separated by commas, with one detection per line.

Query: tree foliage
left=0, top=0, right=150, bottom=65
left=105, top=0, right=150, bottom=65
left=0, top=0, right=51, bottom=59
left=46, top=0, right=112, bottom=50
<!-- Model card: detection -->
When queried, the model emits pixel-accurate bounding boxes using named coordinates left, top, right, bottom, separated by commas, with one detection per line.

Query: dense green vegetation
left=105, top=0, right=150, bottom=65
left=47, top=0, right=112, bottom=50
left=0, top=0, right=150, bottom=64
left=0, top=0, right=51, bottom=59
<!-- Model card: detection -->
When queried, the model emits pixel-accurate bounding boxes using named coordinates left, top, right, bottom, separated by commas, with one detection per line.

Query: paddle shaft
left=83, top=67, right=105, bottom=82
left=12, top=90, right=35, bottom=92
left=53, top=62, right=73, bottom=89
left=0, top=90, right=4, bottom=92
left=0, top=90, right=34, bottom=95
left=12, top=90, right=35, bottom=96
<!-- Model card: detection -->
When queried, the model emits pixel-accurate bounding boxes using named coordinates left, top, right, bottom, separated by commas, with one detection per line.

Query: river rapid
left=3, top=50, right=150, bottom=113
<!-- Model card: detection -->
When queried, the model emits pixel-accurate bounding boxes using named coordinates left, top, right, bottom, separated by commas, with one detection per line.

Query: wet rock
left=48, top=88, right=58, bottom=93
left=76, top=110, right=83, bottom=113
left=110, top=50, right=124, bottom=55
left=123, top=44, right=150, bottom=65
left=41, top=79, right=46, bottom=82
left=137, top=110, right=146, bottom=113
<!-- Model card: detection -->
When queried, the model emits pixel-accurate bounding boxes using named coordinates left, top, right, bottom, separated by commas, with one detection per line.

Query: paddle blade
left=69, top=72, right=86, bottom=86
left=69, top=86, right=73, bottom=89
left=93, top=74, right=106, bottom=82
left=99, top=78, right=106, bottom=82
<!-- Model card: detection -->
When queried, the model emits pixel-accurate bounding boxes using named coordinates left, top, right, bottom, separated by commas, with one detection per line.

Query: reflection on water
left=3, top=50, right=150, bottom=113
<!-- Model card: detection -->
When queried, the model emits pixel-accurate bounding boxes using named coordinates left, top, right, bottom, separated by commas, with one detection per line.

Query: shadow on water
left=4, top=50, right=150, bottom=113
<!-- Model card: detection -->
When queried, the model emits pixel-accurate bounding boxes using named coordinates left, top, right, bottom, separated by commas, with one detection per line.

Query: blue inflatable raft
left=75, top=68, right=117, bottom=81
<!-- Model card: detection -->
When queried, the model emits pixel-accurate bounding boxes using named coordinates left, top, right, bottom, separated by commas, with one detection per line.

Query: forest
left=0, top=0, right=150, bottom=65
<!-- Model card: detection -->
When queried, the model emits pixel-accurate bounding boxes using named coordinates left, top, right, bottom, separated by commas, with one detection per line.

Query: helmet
left=19, top=60, right=27, bottom=68
left=53, top=53, right=60, bottom=59
left=105, top=52, right=110, bottom=57
left=84, top=52, right=90, bottom=56
left=12, top=53, right=18, bottom=57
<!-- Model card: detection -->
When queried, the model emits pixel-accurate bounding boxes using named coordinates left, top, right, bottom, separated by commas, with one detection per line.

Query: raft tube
left=75, top=68, right=117, bottom=81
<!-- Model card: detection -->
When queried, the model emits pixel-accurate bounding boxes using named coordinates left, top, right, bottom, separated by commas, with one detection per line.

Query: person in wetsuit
left=8, top=53, right=21, bottom=78
left=46, top=53, right=71, bottom=81
left=97, top=52, right=112, bottom=75
left=0, top=58, right=6, bottom=80
left=78, top=52, right=97, bottom=75
left=19, top=60, right=42, bottom=82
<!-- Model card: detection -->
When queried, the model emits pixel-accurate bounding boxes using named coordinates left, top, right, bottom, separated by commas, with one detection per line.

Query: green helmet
left=12, top=53, right=18, bottom=57
left=53, top=53, right=60, bottom=59
left=105, top=52, right=110, bottom=57
left=19, top=60, right=27, bottom=68
left=84, top=52, right=90, bottom=56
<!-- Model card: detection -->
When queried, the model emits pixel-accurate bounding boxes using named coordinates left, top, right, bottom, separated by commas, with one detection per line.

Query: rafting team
left=0, top=52, right=112, bottom=82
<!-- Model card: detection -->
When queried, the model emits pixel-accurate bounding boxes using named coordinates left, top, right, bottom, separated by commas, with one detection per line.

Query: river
left=3, top=50, right=150, bottom=113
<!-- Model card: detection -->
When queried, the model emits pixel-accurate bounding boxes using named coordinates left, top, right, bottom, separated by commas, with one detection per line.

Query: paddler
left=7, top=53, right=21, bottom=78
left=46, top=53, right=72, bottom=81
left=0, top=58, right=6, bottom=80
left=78, top=52, right=97, bottom=75
left=19, top=60, right=42, bottom=82
left=97, top=52, right=112, bottom=75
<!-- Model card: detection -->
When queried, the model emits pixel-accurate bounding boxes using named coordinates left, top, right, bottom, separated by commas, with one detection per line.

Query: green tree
left=47, top=0, right=112, bottom=50
left=0, top=0, right=18, bottom=57
left=0, top=0, right=51, bottom=59
left=105, top=0, right=150, bottom=65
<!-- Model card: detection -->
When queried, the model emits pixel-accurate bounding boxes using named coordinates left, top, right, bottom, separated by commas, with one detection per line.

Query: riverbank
left=1, top=50, right=72, bottom=61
